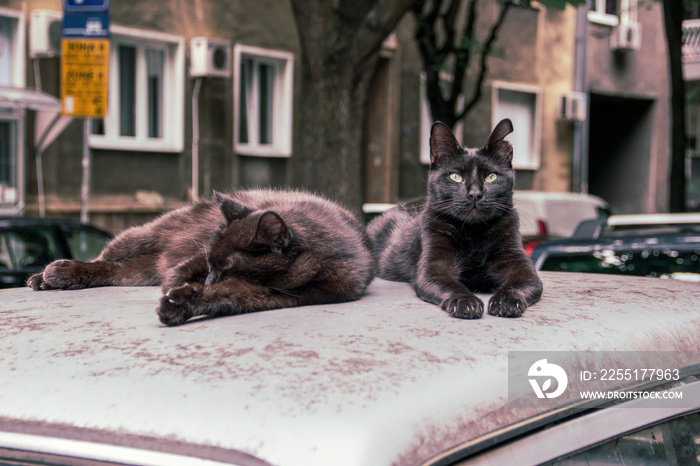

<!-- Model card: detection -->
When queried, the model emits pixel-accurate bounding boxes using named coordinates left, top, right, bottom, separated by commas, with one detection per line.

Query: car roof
left=512, top=190, right=608, bottom=204
left=0, top=216, right=110, bottom=236
left=513, top=191, right=610, bottom=238
left=606, top=212, right=700, bottom=227
left=1, top=273, right=699, bottom=466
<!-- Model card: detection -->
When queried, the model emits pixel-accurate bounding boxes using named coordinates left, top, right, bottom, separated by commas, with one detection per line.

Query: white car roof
left=1, top=273, right=699, bottom=466
left=606, top=212, right=700, bottom=226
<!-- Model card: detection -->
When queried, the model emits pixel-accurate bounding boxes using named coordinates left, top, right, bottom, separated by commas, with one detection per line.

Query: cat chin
left=455, top=208, right=498, bottom=224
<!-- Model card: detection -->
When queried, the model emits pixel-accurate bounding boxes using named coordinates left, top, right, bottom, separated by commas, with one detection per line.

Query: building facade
left=0, top=0, right=674, bottom=233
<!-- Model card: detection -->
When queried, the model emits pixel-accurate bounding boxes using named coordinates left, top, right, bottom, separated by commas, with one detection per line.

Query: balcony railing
left=683, top=19, right=700, bottom=63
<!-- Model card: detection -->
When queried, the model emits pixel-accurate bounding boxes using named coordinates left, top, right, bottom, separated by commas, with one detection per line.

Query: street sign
left=63, top=12, right=110, bottom=38
left=61, top=38, right=109, bottom=118
left=63, top=0, right=110, bottom=12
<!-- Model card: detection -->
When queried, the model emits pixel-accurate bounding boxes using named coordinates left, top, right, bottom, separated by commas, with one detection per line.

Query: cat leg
left=415, top=267, right=484, bottom=319
left=156, top=277, right=340, bottom=326
left=160, top=254, right=209, bottom=294
left=28, top=255, right=160, bottom=291
left=486, top=259, right=543, bottom=318
left=413, top=237, right=484, bottom=319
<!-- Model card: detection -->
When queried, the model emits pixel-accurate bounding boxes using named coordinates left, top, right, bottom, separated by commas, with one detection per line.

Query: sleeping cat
left=28, top=189, right=376, bottom=326
left=368, top=119, right=542, bottom=319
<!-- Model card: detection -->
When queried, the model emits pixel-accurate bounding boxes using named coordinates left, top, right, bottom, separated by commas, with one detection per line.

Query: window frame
left=233, top=44, right=294, bottom=158
left=588, top=0, right=620, bottom=26
left=588, top=0, right=638, bottom=27
left=88, top=25, right=184, bottom=153
left=0, top=8, right=25, bottom=88
left=491, top=81, right=542, bottom=170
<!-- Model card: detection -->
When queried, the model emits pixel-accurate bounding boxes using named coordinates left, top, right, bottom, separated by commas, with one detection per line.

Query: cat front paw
left=156, top=283, right=202, bottom=326
left=41, top=259, right=87, bottom=290
left=488, top=291, right=526, bottom=318
left=27, top=272, right=54, bottom=290
left=441, top=294, right=484, bottom=319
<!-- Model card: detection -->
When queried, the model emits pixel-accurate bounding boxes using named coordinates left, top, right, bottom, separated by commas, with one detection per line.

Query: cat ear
left=484, top=119, right=514, bottom=164
left=430, top=121, right=461, bottom=166
left=254, top=211, right=290, bottom=253
left=220, top=198, right=253, bottom=225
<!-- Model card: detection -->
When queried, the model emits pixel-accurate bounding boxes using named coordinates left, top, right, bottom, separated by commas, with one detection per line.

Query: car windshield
left=61, top=227, right=110, bottom=261
left=539, top=248, right=700, bottom=281
left=0, top=228, right=58, bottom=270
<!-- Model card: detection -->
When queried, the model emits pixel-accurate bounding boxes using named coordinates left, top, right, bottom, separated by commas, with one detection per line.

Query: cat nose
left=466, top=186, right=483, bottom=202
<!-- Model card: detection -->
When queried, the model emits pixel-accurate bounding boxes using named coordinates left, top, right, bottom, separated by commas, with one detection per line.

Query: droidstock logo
left=528, top=359, right=568, bottom=399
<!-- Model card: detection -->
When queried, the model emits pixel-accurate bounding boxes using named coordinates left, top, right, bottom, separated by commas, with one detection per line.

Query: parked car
left=530, top=213, right=700, bottom=282
left=513, top=191, right=611, bottom=255
left=1, top=272, right=699, bottom=465
left=0, top=216, right=111, bottom=288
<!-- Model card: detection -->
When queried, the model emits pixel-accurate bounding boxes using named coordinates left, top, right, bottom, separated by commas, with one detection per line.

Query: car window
left=549, top=412, right=700, bottom=465
left=0, top=229, right=58, bottom=270
left=539, top=248, right=700, bottom=280
left=0, top=233, right=12, bottom=269
left=62, top=227, right=110, bottom=261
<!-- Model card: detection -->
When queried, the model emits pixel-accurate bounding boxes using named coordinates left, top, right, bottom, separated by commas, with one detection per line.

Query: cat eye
left=485, top=173, right=498, bottom=183
left=449, top=173, right=463, bottom=183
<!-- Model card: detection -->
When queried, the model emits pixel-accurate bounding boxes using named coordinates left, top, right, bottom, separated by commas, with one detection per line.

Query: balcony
left=683, top=19, right=700, bottom=80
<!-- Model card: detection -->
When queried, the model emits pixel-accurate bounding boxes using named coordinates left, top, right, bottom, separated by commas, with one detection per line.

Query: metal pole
left=573, top=4, right=589, bottom=194
left=80, top=119, right=91, bottom=223
left=192, top=77, right=202, bottom=202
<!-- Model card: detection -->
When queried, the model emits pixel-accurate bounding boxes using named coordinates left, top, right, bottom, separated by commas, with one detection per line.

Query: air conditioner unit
left=558, top=92, right=587, bottom=122
left=189, top=37, right=232, bottom=78
left=610, top=22, right=642, bottom=51
left=30, top=10, right=63, bottom=58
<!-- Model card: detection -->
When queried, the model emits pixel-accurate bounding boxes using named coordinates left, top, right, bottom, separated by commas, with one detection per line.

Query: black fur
left=368, top=120, right=542, bottom=319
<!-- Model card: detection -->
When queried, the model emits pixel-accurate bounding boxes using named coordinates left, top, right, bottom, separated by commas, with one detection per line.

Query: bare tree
left=414, top=0, right=583, bottom=129
left=289, top=0, right=415, bottom=211
left=412, top=0, right=513, bottom=129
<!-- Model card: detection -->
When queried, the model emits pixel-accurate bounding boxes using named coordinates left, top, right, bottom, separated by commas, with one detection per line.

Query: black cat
left=368, top=119, right=542, bottom=319
left=29, top=189, right=376, bottom=326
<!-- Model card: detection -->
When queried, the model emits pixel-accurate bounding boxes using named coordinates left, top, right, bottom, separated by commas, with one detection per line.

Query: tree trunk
left=663, top=0, right=687, bottom=212
left=294, top=62, right=373, bottom=211
left=289, top=0, right=414, bottom=212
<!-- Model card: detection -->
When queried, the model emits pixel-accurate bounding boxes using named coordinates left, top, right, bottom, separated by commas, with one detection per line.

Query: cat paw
left=156, top=283, right=202, bottom=326
left=27, top=272, right=54, bottom=290
left=488, top=291, right=526, bottom=318
left=41, top=260, right=87, bottom=290
left=441, top=295, right=484, bottom=319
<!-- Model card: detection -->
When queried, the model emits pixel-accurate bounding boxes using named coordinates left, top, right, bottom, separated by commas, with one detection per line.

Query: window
left=89, top=26, right=184, bottom=152
left=0, top=229, right=58, bottom=270
left=234, top=44, right=294, bottom=157
left=0, top=119, right=17, bottom=206
left=552, top=412, right=700, bottom=465
left=492, top=82, right=541, bottom=170
left=420, top=72, right=464, bottom=164
left=588, top=0, right=638, bottom=27
left=61, top=227, right=110, bottom=261
left=0, top=9, right=24, bottom=88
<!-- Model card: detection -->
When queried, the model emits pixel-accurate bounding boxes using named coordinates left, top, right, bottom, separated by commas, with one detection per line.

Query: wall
left=394, top=2, right=578, bottom=202
left=584, top=1, right=670, bottom=213
left=9, top=0, right=301, bottom=232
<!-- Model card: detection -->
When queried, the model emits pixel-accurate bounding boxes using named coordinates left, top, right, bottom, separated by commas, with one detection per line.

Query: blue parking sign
left=63, top=13, right=110, bottom=37
left=64, top=0, right=110, bottom=13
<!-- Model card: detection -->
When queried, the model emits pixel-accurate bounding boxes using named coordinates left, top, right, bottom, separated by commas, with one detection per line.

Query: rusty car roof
left=1, top=272, right=700, bottom=465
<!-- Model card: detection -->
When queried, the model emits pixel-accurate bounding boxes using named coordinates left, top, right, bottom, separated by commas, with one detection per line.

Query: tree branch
left=348, top=0, right=416, bottom=71
left=458, top=0, right=512, bottom=121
